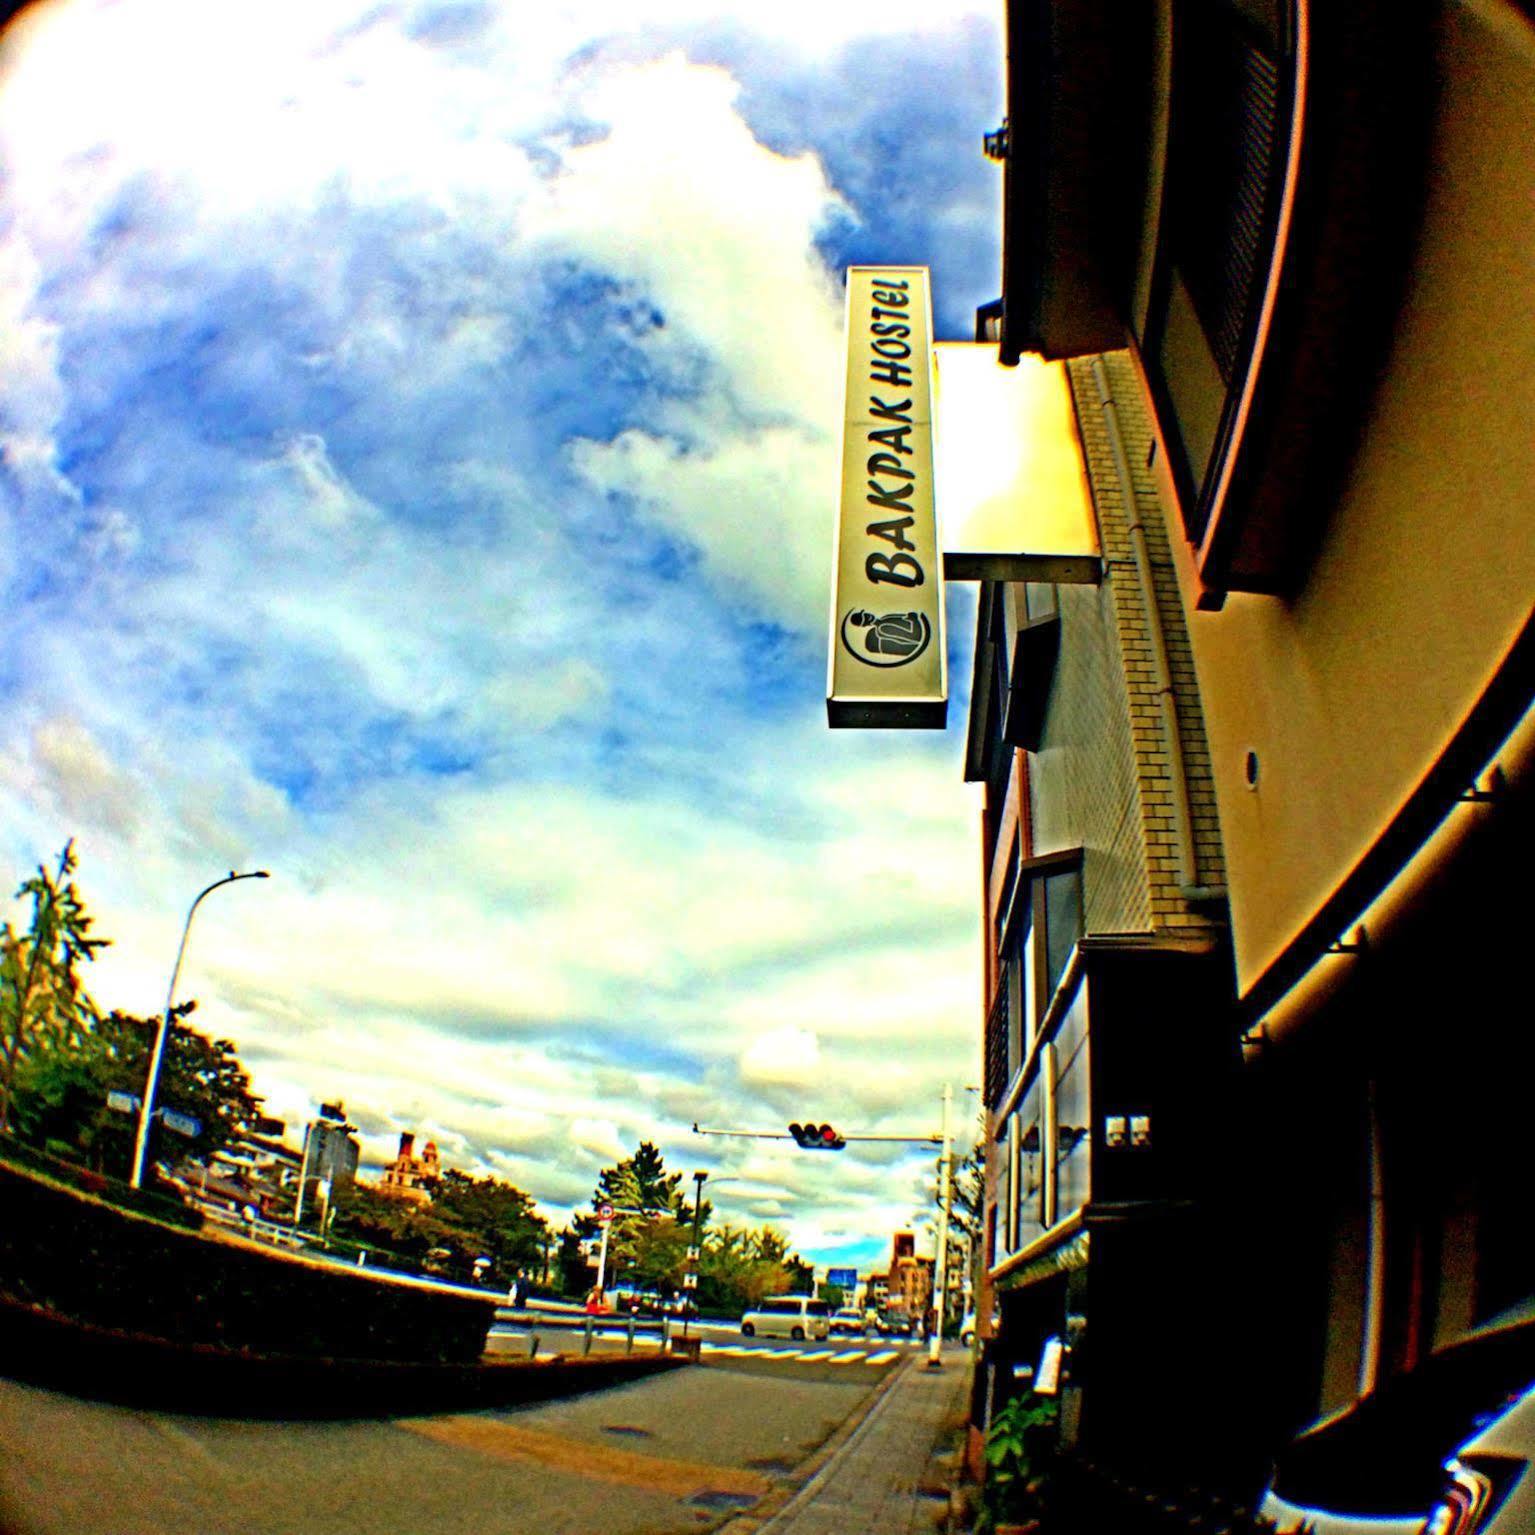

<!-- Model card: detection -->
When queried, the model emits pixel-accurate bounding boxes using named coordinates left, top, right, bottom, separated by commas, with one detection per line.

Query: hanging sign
left=828, top=266, right=947, bottom=729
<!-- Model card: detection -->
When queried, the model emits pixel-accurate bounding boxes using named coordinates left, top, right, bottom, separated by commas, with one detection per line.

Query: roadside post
left=595, top=1201, right=614, bottom=1300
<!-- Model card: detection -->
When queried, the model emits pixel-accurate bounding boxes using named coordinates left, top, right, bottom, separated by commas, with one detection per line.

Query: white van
left=739, top=1296, right=832, bottom=1341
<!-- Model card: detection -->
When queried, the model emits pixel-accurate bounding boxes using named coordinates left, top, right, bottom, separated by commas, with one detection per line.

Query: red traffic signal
left=788, top=1122, right=846, bottom=1151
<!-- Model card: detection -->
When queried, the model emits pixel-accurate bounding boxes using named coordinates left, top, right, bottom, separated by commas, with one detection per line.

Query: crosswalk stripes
left=698, top=1340, right=902, bottom=1367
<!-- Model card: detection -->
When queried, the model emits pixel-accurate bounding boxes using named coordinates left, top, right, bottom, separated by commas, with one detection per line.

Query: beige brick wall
left=1020, top=351, right=1225, bottom=939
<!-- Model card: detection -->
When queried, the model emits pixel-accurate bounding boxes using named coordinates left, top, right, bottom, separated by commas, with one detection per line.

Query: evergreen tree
left=0, top=841, right=109, bottom=1132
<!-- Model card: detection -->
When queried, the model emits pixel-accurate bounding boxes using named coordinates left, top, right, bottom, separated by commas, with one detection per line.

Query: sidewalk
left=724, top=1350, right=971, bottom=1535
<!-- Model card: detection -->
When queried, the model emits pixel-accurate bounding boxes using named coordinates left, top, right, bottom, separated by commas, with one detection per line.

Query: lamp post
left=130, top=869, right=269, bottom=1191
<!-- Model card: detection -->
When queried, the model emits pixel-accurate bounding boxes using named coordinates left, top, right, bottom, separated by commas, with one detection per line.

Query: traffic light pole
left=691, top=1123, right=940, bottom=1145
left=927, top=1083, right=952, bottom=1370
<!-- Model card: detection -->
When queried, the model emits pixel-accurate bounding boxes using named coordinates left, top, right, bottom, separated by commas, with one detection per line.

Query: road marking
left=397, top=1417, right=771, bottom=1501
left=796, top=1349, right=833, bottom=1360
left=702, top=1344, right=751, bottom=1356
left=770, top=1348, right=804, bottom=1359
left=827, top=1351, right=865, bottom=1364
left=864, top=1350, right=899, bottom=1365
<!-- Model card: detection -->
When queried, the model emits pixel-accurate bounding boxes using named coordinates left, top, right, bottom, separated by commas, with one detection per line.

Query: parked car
left=829, top=1307, right=869, bottom=1337
left=960, top=1308, right=999, bottom=1348
left=739, top=1296, right=831, bottom=1341
left=875, top=1309, right=915, bottom=1337
left=1258, top=1306, right=1535, bottom=1534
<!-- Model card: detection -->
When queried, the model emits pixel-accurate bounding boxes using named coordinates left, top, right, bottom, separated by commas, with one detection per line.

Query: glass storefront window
left=1016, top=1077, right=1047, bottom=1251
left=1053, top=985, right=1091, bottom=1221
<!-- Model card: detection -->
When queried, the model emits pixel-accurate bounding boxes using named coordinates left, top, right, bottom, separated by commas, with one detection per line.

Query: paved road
left=488, top=1316, right=924, bottom=1371
left=0, top=1346, right=923, bottom=1535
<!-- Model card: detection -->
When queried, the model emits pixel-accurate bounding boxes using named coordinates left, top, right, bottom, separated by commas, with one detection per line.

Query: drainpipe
left=1090, top=357, right=1220, bottom=902
left=1358, top=1077, right=1385, bottom=1398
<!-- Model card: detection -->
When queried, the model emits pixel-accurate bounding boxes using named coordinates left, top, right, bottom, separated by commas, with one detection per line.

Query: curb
left=713, top=1352, right=921, bottom=1534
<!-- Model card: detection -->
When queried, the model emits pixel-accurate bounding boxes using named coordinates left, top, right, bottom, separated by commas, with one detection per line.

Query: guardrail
left=493, top=1306, right=677, bottom=1358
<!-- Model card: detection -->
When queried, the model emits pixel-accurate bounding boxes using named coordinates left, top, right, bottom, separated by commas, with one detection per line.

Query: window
left=1137, top=0, right=1297, bottom=550
left=1042, top=865, right=1083, bottom=1003
left=994, top=835, right=1021, bottom=950
left=996, top=848, right=1082, bottom=1051
left=1002, top=585, right=1061, bottom=752
left=1004, top=1115, right=1020, bottom=1255
left=1053, top=987, right=1091, bottom=1221
left=984, top=980, right=1010, bottom=1110
left=1018, top=1078, right=1048, bottom=1251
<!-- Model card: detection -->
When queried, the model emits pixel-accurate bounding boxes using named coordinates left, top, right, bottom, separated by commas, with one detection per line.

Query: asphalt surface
left=0, top=1344, right=909, bottom=1535
left=487, top=1316, right=925, bottom=1372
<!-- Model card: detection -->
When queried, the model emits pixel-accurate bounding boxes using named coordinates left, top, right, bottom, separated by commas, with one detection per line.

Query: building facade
left=302, top=1103, right=360, bottom=1194
left=967, top=0, right=1535, bottom=1516
left=377, top=1130, right=440, bottom=1204
left=965, top=349, right=1243, bottom=1495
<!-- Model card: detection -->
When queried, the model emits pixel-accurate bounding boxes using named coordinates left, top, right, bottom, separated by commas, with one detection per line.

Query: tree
left=696, top=1222, right=815, bottom=1314
left=0, top=841, right=109, bottom=1132
left=944, top=1127, right=986, bottom=1317
left=431, top=1169, right=548, bottom=1275
left=556, top=1226, right=595, bottom=1297
left=578, top=1142, right=690, bottom=1289
left=9, top=1001, right=262, bottom=1174
left=329, top=1169, right=549, bottom=1284
left=593, top=1142, right=685, bottom=1219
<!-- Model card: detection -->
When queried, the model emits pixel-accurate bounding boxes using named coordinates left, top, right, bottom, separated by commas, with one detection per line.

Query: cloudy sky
left=0, top=0, right=1000, bottom=1271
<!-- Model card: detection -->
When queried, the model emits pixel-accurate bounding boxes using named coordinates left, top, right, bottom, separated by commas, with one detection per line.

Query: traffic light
left=788, top=1122, right=846, bottom=1150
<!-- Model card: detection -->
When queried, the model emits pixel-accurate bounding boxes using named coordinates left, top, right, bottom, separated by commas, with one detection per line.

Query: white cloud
left=0, top=0, right=994, bottom=1259
left=739, top=1024, right=821, bottom=1087
left=569, top=1117, right=630, bottom=1163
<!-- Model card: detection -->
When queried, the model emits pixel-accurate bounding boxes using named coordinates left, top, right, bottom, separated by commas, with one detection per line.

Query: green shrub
left=978, top=1391, right=1060, bottom=1533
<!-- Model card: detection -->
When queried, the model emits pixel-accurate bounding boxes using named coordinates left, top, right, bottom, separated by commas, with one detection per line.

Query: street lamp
left=129, top=869, right=270, bottom=1191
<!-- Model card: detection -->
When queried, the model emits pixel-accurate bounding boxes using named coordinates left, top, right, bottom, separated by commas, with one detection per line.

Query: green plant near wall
left=977, top=1391, right=1060, bottom=1534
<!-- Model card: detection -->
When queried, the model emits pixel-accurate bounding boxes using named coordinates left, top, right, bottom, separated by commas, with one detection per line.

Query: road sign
left=159, top=1108, right=202, bottom=1138
left=597, top=1202, right=615, bottom=1224
left=106, top=1090, right=142, bottom=1115
left=827, top=1268, right=858, bottom=1290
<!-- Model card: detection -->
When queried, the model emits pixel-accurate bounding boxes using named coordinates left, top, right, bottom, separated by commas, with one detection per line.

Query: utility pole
left=595, top=1210, right=613, bottom=1299
left=928, top=1082, right=953, bottom=1370
left=293, top=1125, right=314, bottom=1227
left=684, top=1170, right=707, bottom=1344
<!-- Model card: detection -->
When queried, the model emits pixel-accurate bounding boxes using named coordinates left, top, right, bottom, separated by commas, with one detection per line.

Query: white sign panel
left=828, top=267, right=947, bottom=729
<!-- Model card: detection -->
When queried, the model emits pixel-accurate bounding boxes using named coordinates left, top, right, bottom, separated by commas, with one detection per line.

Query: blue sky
left=0, top=0, right=1000, bottom=1270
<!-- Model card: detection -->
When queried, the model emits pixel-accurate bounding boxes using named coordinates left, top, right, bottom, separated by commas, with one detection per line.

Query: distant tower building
left=377, top=1130, right=440, bottom=1204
